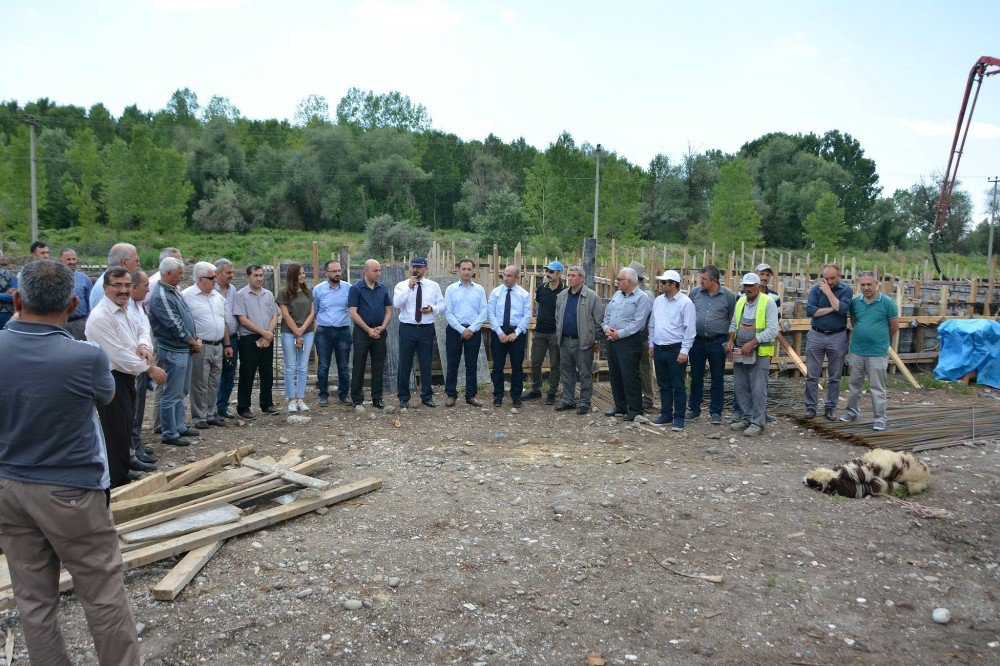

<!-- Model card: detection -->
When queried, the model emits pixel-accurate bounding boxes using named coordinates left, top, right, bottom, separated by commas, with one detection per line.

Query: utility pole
left=989, top=176, right=999, bottom=265
left=592, top=144, right=602, bottom=239
left=26, top=117, right=39, bottom=242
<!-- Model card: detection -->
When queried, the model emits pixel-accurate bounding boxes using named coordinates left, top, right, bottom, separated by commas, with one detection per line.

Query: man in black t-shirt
left=524, top=261, right=565, bottom=404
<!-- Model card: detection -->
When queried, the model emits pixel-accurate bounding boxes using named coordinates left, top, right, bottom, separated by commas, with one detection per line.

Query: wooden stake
left=888, top=348, right=920, bottom=388
left=151, top=541, right=224, bottom=601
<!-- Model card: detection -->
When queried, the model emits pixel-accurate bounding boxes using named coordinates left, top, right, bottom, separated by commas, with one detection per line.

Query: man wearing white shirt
left=443, top=259, right=487, bottom=407
left=214, top=258, right=241, bottom=418
left=648, top=270, right=696, bottom=431
left=487, top=265, right=532, bottom=407
left=393, top=257, right=443, bottom=408
left=85, top=267, right=167, bottom=486
left=182, top=261, right=232, bottom=429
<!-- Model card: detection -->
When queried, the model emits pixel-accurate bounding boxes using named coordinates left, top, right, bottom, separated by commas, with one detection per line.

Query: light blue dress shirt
left=313, top=280, right=352, bottom=328
left=444, top=281, right=487, bottom=334
left=487, top=284, right=532, bottom=336
left=602, top=288, right=653, bottom=339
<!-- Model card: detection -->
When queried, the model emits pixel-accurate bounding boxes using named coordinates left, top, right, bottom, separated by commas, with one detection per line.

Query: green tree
left=101, top=127, right=192, bottom=233
left=0, top=126, right=47, bottom=239
left=455, top=151, right=515, bottom=229
left=802, top=192, right=848, bottom=254
left=294, top=94, right=330, bottom=127
left=707, top=158, right=761, bottom=253
left=361, top=214, right=431, bottom=259
left=38, top=127, right=72, bottom=228
left=336, top=88, right=431, bottom=132
left=192, top=179, right=249, bottom=232
left=894, top=177, right=972, bottom=253
left=62, top=128, right=103, bottom=229
left=473, top=188, right=530, bottom=255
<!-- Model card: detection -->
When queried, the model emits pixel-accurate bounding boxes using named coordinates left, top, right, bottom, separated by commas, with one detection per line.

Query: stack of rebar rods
left=778, top=402, right=1000, bottom=452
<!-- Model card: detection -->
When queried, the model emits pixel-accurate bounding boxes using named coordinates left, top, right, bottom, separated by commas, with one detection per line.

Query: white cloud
left=897, top=119, right=1000, bottom=140
left=153, top=0, right=250, bottom=12
left=350, top=0, right=461, bottom=35
left=773, top=31, right=819, bottom=57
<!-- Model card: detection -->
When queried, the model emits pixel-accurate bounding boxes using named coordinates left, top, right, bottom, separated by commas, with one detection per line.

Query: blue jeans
left=216, top=332, right=239, bottom=416
left=160, top=348, right=193, bottom=441
left=688, top=336, right=726, bottom=417
left=653, top=344, right=687, bottom=424
left=315, top=326, right=352, bottom=401
left=397, top=323, right=435, bottom=402
left=281, top=331, right=315, bottom=400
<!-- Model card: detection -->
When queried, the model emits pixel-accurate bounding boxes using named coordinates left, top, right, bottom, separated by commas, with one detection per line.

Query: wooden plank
left=151, top=541, right=224, bottom=601
left=888, top=347, right=921, bottom=388
left=121, top=505, right=243, bottom=544
left=111, top=455, right=306, bottom=523
left=164, top=445, right=254, bottom=480
left=0, top=477, right=382, bottom=607
left=778, top=336, right=808, bottom=376
left=159, top=451, right=229, bottom=493
left=241, top=458, right=330, bottom=490
left=110, top=472, right=167, bottom=502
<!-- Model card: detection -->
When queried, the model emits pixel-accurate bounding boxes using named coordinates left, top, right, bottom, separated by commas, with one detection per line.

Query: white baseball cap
left=741, top=272, right=761, bottom=285
left=655, top=269, right=682, bottom=283
left=755, top=263, right=772, bottom=273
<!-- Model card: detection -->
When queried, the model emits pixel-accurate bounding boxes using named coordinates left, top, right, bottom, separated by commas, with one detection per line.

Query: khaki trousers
left=0, top=479, right=138, bottom=665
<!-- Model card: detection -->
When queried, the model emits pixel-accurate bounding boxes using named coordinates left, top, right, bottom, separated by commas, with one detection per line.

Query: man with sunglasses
left=183, top=262, right=231, bottom=430
left=841, top=271, right=898, bottom=431
left=524, top=260, right=565, bottom=404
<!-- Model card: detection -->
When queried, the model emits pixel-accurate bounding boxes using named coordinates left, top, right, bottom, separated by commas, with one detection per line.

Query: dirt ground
left=1, top=378, right=998, bottom=665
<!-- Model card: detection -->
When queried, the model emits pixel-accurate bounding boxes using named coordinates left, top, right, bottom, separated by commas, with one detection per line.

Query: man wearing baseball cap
left=724, top=273, right=779, bottom=437
left=393, top=257, right=443, bottom=409
left=648, top=270, right=696, bottom=431
left=524, top=260, right=565, bottom=404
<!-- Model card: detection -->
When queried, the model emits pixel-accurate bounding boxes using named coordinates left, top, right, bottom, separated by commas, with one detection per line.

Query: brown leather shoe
left=466, top=397, right=483, bottom=407
left=445, top=396, right=457, bottom=407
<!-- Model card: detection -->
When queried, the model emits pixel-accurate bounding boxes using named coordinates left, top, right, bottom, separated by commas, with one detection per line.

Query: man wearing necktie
left=487, top=265, right=532, bottom=407
left=393, top=257, right=443, bottom=408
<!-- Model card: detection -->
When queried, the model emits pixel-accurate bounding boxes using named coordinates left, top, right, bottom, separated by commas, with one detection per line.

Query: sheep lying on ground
left=803, top=448, right=930, bottom=498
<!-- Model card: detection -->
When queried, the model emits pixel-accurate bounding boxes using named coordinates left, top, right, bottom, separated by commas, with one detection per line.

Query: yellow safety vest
left=733, top=293, right=775, bottom=357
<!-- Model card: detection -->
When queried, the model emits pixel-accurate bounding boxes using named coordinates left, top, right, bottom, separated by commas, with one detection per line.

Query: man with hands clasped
left=487, top=265, right=532, bottom=407
left=725, top=273, right=779, bottom=438
left=647, top=270, right=696, bottom=431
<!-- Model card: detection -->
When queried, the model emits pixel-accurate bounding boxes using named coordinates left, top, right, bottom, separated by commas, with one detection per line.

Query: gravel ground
left=1, top=380, right=998, bottom=665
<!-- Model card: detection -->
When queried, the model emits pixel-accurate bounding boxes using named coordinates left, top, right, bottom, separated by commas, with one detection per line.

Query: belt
left=655, top=342, right=682, bottom=349
left=811, top=327, right=846, bottom=335
left=401, top=322, right=433, bottom=327
left=696, top=334, right=727, bottom=342
left=203, top=339, right=223, bottom=346
left=562, top=334, right=579, bottom=339
left=319, top=325, right=350, bottom=330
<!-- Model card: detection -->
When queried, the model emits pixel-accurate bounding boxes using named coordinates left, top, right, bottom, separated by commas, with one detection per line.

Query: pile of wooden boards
left=0, top=446, right=381, bottom=607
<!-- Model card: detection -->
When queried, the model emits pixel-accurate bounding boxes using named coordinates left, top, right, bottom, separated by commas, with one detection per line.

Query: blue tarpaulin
left=933, top=319, right=1000, bottom=389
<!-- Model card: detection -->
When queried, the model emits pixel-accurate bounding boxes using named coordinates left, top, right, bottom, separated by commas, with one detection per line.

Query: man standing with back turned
left=0, top=260, right=139, bottom=664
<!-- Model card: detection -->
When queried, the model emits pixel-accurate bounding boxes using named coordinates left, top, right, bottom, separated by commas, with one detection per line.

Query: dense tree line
left=0, top=89, right=990, bottom=256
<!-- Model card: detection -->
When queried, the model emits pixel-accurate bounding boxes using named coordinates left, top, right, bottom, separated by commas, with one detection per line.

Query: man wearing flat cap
left=724, top=273, right=779, bottom=437
left=393, top=257, right=443, bottom=408
left=524, top=260, right=565, bottom=405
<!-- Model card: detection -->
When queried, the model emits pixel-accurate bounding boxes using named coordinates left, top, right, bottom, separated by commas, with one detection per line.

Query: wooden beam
left=110, top=472, right=167, bottom=502
left=241, top=458, right=330, bottom=490
left=159, top=451, right=229, bottom=493
left=121, top=505, right=243, bottom=544
left=163, top=446, right=254, bottom=481
left=0, top=477, right=382, bottom=607
left=887, top=347, right=921, bottom=388
left=778, top=336, right=808, bottom=375
left=150, top=541, right=224, bottom=601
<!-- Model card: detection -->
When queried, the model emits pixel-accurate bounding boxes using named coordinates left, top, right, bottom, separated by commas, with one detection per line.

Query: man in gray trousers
left=725, top=273, right=779, bottom=437
left=553, top=265, right=605, bottom=415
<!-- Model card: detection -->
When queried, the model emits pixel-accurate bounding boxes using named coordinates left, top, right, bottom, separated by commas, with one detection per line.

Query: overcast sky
left=3, top=0, right=998, bottom=220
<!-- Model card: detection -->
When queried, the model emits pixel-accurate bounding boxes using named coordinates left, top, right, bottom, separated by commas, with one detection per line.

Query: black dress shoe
left=522, top=390, right=542, bottom=401
left=135, top=450, right=158, bottom=464
left=128, top=469, right=144, bottom=481
left=208, top=417, right=227, bottom=427
left=219, top=408, right=238, bottom=419
left=179, top=428, right=201, bottom=438
left=237, top=409, right=256, bottom=419
left=261, top=405, right=280, bottom=414
left=399, top=401, right=410, bottom=410
left=554, top=403, right=576, bottom=412
left=493, top=398, right=503, bottom=407
left=576, top=405, right=590, bottom=415
left=512, top=400, right=523, bottom=408
left=162, top=437, right=192, bottom=447
left=421, top=399, right=437, bottom=408
left=545, top=395, right=556, bottom=405
left=805, top=408, right=817, bottom=418
left=193, top=420, right=211, bottom=429
left=824, top=407, right=836, bottom=421
left=372, top=400, right=385, bottom=409
left=130, top=458, right=156, bottom=472
left=604, top=408, right=625, bottom=417
left=623, top=411, right=643, bottom=422
left=140, top=444, right=156, bottom=458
